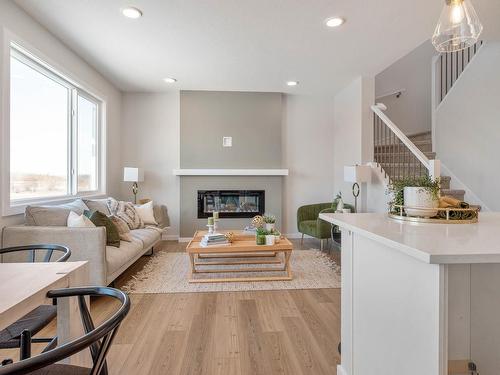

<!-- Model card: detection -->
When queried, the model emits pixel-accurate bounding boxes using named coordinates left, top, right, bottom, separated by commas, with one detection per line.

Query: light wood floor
left=3, top=239, right=342, bottom=375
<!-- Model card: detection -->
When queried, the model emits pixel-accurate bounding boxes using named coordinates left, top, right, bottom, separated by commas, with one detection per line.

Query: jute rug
left=122, top=250, right=341, bottom=294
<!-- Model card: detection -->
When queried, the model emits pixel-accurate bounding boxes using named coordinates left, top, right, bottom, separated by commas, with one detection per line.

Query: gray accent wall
left=180, top=91, right=282, bottom=168
left=179, top=91, right=284, bottom=237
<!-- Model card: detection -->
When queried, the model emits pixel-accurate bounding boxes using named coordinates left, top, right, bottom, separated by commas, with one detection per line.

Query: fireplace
left=197, top=190, right=265, bottom=218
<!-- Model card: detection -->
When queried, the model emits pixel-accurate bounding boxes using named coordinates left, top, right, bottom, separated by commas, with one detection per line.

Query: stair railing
left=433, top=40, right=483, bottom=106
left=372, top=103, right=440, bottom=181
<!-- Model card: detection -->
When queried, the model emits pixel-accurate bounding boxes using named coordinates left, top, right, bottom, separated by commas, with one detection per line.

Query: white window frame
left=1, top=33, right=107, bottom=216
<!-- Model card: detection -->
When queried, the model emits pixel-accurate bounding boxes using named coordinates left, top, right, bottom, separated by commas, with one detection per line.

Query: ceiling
left=14, top=0, right=500, bottom=95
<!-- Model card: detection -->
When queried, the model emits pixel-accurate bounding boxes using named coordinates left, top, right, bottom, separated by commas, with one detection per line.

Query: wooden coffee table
left=186, top=230, right=293, bottom=283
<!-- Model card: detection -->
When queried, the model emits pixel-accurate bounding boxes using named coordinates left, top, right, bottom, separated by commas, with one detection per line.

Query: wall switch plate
left=223, top=136, right=232, bottom=147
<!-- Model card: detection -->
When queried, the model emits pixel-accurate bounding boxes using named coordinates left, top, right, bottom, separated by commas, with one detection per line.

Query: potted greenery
left=256, top=227, right=267, bottom=245
left=388, top=176, right=440, bottom=218
left=263, top=214, right=276, bottom=231
left=273, top=229, right=281, bottom=244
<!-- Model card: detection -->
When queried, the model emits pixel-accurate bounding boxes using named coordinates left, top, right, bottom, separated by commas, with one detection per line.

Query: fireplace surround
left=197, top=190, right=265, bottom=218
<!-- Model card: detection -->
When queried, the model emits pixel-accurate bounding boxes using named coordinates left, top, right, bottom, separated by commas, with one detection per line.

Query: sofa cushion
left=83, top=198, right=111, bottom=215
left=25, top=199, right=89, bottom=226
left=106, top=238, right=143, bottom=276
left=135, top=201, right=158, bottom=225
left=298, top=220, right=318, bottom=237
left=130, top=228, right=161, bottom=250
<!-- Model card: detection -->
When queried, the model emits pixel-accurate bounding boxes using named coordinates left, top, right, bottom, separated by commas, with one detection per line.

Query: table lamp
left=344, top=165, right=371, bottom=213
left=123, top=167, right=144, bottom=204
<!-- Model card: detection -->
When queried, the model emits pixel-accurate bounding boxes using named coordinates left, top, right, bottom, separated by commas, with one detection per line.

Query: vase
left=274, top=234, right=281, bottom=244
left=265, top=223, right=275, bottom=231
left=256, top=234, right=266, bottom=246
left=403, top=187, right=439, bottom=218
left=265, top=235, right=275, bottom=246
left=337, top=198, right=344, bottom=212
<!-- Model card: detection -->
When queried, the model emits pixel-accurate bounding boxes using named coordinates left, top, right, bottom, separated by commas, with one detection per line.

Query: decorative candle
left=207, top=217, right=214, bottom=225
left=213, top=211, right=219, bottom=220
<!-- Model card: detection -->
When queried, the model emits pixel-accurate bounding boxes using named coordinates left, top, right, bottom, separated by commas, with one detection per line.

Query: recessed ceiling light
left=287, top=81, right=299, bottom=86
left=122, top=7, right=143, bottom=19
left=325, top=17, right=345, bottom=28
left=163, top=77, right=177, bottom=83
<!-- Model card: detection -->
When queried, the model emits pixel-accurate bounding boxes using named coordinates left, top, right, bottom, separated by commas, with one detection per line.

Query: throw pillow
left=83, top=198, right=111, bottom=215
left=84, top=210, right=121, bottom=248
left=134, top=201, right=158, bottom=225
left=109, top=215, right=133, bottom=242
left=67, top=211, right=96, bottom=228
left=107, top=197, right=144, bottom=230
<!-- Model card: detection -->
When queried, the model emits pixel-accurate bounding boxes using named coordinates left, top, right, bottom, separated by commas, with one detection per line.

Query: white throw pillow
left=134, top=201, right=158, bottom=225
left=67, top=211, right=96, bottom=228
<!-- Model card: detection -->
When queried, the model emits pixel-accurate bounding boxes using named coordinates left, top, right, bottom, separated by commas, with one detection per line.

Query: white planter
left=265, top=223, right=275, bottom=231
left=274, top=234, right=281, bottom=244
left=265, top=235, right=275, bottom=246
left=403, top=187, right=439, bottom=218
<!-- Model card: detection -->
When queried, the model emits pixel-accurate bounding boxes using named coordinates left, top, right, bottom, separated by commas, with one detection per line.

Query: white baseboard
left=161, top=234, right=179, bottom=241
left=337, top=365, right=348, bottom=375
left=178, top=237, right=192, bottom=243
left=284, top=232, right=303, bottom=239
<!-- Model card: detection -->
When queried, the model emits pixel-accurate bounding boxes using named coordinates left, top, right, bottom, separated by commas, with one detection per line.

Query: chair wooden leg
left=301, top=234, right=304, bottom=245
left=320, top=239, right=324, bottom=251
left=20, top=330, right=31, bottom=360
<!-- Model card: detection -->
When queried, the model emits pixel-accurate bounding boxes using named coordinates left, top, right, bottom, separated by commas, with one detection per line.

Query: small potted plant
left=273, top=229, right=281, bottom=244
left=263, top=214, right=276, bottom=231
left=265, top=231, right=275, bottom=246
left=256, top=227, right=267, bottom=245
left=388, top=176, right=440, bottom=218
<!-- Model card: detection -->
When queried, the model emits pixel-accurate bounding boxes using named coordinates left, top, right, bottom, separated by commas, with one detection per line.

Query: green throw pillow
left=84, top=210, right=120, bottom=248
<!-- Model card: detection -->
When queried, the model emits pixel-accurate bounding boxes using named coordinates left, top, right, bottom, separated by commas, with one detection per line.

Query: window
left=9, top=44, right=102, bottom=205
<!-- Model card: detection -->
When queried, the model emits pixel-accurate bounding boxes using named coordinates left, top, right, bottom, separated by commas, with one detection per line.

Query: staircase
left=372, top=105, right=465, bottom=201
left=407, top=132, right=464, bottom=201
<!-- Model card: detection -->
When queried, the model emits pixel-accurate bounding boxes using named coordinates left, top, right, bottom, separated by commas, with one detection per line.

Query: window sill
left=2, top=192, right=107, bottom=217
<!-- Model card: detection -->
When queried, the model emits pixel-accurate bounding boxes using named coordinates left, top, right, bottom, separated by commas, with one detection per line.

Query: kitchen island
left=320, top=212, right=500, bottom=375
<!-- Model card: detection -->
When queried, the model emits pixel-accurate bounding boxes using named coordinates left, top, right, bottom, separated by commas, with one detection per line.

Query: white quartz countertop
left=319, top=212, right=500, bottom=264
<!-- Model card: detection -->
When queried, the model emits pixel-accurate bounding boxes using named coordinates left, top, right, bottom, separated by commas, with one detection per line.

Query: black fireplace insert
left=197, top=190, right=265, bottom=218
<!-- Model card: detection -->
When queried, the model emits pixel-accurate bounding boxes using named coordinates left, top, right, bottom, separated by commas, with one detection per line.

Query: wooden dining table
left=0, top=261, right=90, bottom=366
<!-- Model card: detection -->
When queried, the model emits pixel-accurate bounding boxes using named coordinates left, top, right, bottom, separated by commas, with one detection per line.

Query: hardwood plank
left=237, top=299, right=275, bottom=375
left=3, top=240, right=341, bottom=375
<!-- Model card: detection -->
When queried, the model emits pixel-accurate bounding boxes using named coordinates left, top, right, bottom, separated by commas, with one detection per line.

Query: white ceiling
left=14, top=0, right=500, bottom=95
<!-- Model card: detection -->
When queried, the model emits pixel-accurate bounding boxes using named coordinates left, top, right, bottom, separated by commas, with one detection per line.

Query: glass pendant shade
left=432, top=0, right=483, bottom=53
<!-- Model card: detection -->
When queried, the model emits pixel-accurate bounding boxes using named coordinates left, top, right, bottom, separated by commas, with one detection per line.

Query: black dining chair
left=0, top=286, right=130, bottom=375
left=0, top=245, right=71, bottom=360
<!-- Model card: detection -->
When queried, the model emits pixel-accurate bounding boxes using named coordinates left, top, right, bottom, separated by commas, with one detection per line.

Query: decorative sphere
left=251, top=215, right=264, bottom=228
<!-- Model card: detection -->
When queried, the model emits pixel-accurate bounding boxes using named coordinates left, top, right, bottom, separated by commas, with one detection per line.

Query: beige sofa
left=1, top=198, right=169, bottom=286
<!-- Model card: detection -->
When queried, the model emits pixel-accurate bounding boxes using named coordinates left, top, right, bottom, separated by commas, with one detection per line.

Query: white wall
left=435, top=43, right=500, bottom=210
left=121, top=93, right=180, bottom=238
left=281, top=94, right=335, bottom=234
left=333, top=77, right=383, bottom=212
left=0, top=1, right=122, bottom=230
left=375, top=40, right=437, bottom=135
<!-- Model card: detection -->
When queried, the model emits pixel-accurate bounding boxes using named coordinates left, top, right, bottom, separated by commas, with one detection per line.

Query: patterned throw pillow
left=109, top=215, right=133, bottom=242
left=107, top=198, right=144, bottom=230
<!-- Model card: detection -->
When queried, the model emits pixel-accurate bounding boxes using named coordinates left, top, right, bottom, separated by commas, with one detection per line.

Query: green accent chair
left=297, top=202, right=354, bottom=250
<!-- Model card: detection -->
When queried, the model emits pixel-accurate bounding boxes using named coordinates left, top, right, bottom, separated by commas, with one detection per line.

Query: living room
left=1, top=0, right=500, bottom=374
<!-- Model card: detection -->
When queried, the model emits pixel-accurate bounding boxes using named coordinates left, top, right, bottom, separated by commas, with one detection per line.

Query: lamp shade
left=123, top=167, right=144, bottom=182
left=432, top=0, right=483, bottom=53
left=344, top=165, right=371, bottom=183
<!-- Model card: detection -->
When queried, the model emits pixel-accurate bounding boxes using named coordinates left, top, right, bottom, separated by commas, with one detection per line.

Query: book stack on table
left=200, top=233, right=229, bottom=247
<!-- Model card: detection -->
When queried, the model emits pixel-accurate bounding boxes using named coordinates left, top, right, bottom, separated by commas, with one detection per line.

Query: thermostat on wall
left=223, top=137, right=232, bottom=147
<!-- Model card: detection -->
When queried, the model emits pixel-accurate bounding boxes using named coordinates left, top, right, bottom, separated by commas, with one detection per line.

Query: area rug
left=121, top=250, right=340, bottom=294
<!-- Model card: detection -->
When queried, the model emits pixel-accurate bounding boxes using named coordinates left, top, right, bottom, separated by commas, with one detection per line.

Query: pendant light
left=432, top=0, right=483, bottom=52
